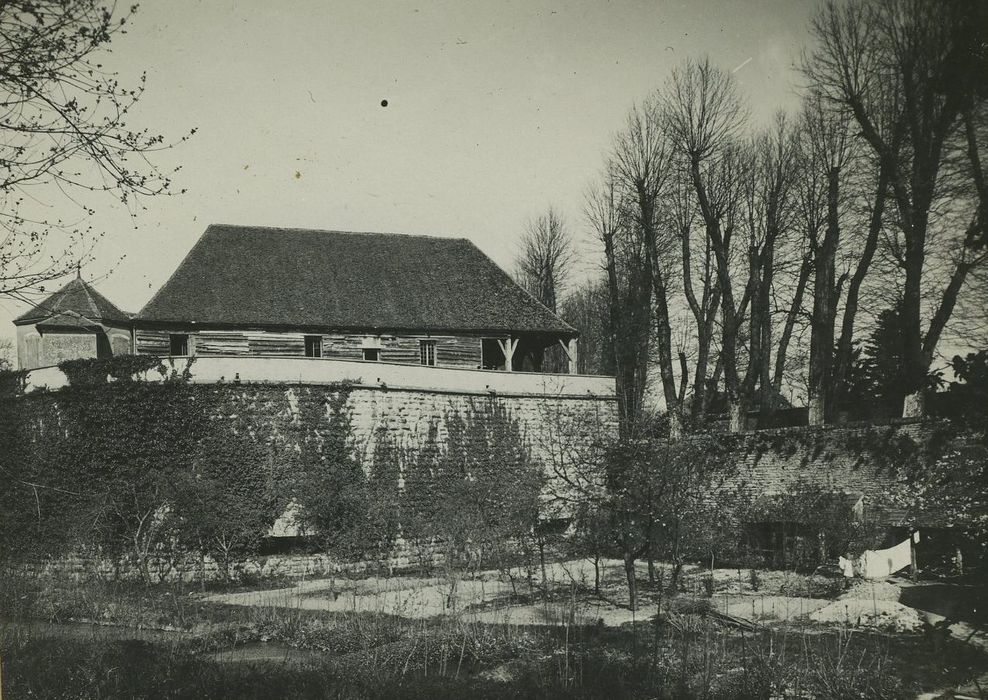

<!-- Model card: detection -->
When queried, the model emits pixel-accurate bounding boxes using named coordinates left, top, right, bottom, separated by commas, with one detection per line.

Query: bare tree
left=740, top=114, right=802, bottom=421
left=585, top=173, right=651, bottom=436
left=610, top=96, right=682, bottom=433
left=558, top=277, right=611, bottom=376
left=663, top=57, right=756, bottom=431
left=805, top=0, right=987, bottom=416
left=515, top=207, right=574, bottom=313
left=0, top=1, right=192, bottom=301
left=671, top=174, right=721, bottom=421
left=795, top=94, right=854, bottom=424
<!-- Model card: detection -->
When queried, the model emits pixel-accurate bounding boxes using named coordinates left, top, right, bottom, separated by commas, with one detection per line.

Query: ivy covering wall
left=0, top=360, right=545, bottom=581
left=0, top=362, right=377, bottom=579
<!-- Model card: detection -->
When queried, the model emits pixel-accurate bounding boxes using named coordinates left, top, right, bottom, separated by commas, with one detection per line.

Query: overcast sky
left=0, top=0, right=819, bottom=360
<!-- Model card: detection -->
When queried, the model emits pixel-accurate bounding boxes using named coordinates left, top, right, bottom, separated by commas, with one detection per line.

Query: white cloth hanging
left=840, top=535, right=915, bottom=579
left=858, top=538, right=913, bottom=578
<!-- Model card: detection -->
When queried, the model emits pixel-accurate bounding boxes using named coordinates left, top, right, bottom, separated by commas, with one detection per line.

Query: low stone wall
left=728, top=420, right=937, bottom=523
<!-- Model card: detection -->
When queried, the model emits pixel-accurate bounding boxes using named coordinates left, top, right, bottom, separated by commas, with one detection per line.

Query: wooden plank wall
left=197, top=330, right=250, bottom=355
left=437, top=336, right=483, bottom=368
left=383, top=335, right=482, bottom=368
left=324, top=334, right=368, bottom=361
left=246, top=332, right=305, bottom=356
left=135, top=329, right=170, bottom=355
left=135, top=328, right=484, bottom=368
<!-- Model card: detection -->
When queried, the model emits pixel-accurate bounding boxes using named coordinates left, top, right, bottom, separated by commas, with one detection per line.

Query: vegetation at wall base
left=402, top=399, right=544, bottom=589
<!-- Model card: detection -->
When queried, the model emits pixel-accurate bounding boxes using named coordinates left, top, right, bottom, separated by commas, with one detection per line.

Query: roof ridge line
left=79, top=279, right=101, bottom=318
left=209, top=223, right=470, bottom=243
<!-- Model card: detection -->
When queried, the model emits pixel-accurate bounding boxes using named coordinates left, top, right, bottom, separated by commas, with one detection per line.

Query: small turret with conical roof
left=13, top=274, right=132, bottom=370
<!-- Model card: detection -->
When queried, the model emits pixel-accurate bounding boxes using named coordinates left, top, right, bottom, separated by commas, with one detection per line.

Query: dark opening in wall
left=96, top=330, right=112, bottom=359
left=304, top=335, right=322, bottom=358
left=481, top=338, right=505, bottom=370
left=169, top=334, right=189, bottom=357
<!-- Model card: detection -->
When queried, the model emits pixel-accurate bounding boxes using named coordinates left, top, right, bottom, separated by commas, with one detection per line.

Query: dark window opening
left=363, top=348, right=380, bottom=362
left=304, top=335, right=322, bottom=358
left=420, top=340, right=436, bottom=366
left=481, top=338, right=505, bottom=370
left=169, top=334, right=189, bottom=356
left=96, top=330, right=112, bottom=359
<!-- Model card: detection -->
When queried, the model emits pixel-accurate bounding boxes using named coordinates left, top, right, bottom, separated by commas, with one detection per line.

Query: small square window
left=420, top=340, right=436, bottom=366
left=304, top=335, right=322, bottom=358
left=169, top=334, right=189, bottom=356
left=363, top=348, right=379, bottom=362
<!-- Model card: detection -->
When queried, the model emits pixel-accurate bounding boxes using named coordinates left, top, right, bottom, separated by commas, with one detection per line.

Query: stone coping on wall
left=23, top=355, right=617, bottom=399
left=705, top=416, right=927, bottom=435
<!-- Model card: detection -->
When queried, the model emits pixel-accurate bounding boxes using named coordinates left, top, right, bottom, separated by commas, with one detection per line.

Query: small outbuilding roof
left=35, top=311, right=102, bottom=331
left=136, top=225, right=576, bottom=335
left=14, top=276, right=130, bottom=326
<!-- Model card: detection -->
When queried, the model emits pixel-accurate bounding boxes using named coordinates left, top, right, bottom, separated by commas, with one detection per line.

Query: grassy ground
left=2, top=563, right=987, bottom=698
left=3, top=613, right=985, bottom=698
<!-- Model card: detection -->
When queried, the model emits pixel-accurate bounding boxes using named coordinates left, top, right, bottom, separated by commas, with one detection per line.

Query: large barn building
left=13, top=225, right=581, bottom=374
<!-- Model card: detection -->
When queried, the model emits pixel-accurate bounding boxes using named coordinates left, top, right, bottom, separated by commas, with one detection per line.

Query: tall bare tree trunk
left=833, top=164, right=889, bottom=408
left=651, top=262, right=683, bottom=437
left=808, top=167, right=840, bottom=425
left=680, top=218, right=721, bottom=424
left=640, top=194, right=680, bottom=434
left=774, top=252, right=812, bottom=394
left=690, top=156, right=747, bottom=431
left=602, top=225, right=636, bottom=437
left=624, top=552, right=638, bottom=612
left=754, top=237, right=777, bottom=423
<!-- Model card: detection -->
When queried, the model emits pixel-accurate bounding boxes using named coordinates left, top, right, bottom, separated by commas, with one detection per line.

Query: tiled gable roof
left=14, top=277, right=130, bottom=326
left=136, top=225, right=575, bottom=335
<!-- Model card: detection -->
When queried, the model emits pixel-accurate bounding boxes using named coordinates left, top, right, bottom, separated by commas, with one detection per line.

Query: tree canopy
left=0, top=1, right=191, bottom=300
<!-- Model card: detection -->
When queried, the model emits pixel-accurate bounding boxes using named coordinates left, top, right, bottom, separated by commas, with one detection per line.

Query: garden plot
left=203, top=558, right=648, bottom=624
left=809, top=597, right=924, bottom=632
left=710, top=594, right=830, bottom=622
left=6, top=564, right=988, bottom=698
left=204, top=575, right=518, bottom=618
left=203, top=558, right=861, bottom=628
